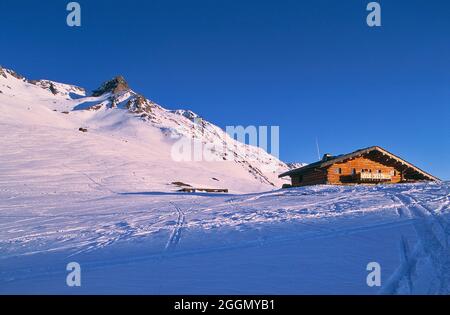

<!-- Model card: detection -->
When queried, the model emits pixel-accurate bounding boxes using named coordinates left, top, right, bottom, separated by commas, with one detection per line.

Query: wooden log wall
left=327, top=156, right=402, bottom=184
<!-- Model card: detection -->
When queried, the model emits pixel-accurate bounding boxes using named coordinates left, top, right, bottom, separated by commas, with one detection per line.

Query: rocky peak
left=92, top=75, right=129, bottom=96
left=0, top=66, right=26, bottom=81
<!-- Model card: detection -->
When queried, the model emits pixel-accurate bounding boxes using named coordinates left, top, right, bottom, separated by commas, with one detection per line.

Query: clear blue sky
left=1, top=0, right=449, bottom=179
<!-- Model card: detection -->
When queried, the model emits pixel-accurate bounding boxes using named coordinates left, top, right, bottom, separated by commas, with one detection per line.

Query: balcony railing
left=356, top=172, right=392, bottom=182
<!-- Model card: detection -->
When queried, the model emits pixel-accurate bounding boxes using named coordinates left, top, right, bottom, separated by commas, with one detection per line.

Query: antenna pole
left=316, top=137, right=321, bottom=160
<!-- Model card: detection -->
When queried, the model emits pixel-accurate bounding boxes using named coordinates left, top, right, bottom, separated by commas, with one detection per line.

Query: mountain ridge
left=0, top=65, right=295, bottom=192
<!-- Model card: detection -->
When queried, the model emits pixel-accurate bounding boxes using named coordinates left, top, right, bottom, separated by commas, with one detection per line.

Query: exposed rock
left=172, top=109, right=200, bottom=122
left=110, top=96, right=119, bottom=108
left=126, top=95, right=155, bottom=114
left=0, top=66, right=6, bottom=79
left=92, top=76, right=129, bottom=96
left=87, top=104, right=103, bottom=111
left=79, top=128, right=88, bottom=133
left=28, top=79, right=85, bottom=96
left=0, top=66, right=25, bottom=81
left=49, top=82, right=58, bottom=95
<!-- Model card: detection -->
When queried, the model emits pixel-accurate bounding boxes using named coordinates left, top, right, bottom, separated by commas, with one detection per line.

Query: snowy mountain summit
left=0, top=66, right=290, bottom=193
left=92, top=75, right=129, bottom=96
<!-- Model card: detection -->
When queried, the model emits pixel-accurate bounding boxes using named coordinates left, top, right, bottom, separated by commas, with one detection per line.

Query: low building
left=279, top=146, right=439, bottom=187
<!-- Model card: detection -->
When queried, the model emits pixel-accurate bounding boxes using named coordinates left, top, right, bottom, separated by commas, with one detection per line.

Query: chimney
left=322, top=153, right=333, bottom=161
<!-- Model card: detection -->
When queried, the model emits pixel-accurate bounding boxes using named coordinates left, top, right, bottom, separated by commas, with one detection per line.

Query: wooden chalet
left=279, top=146, right=439, bottom=187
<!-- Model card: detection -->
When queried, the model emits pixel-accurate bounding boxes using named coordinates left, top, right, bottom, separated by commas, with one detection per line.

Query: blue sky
left=1, top=0, right=449, bottom=179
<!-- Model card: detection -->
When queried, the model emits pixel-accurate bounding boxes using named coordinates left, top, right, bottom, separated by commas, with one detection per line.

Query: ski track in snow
left=1, top=183, right=448, bottom=258
left=0, top=183, right=449, bottom=294
left=165, top=203, right=186, bottom=252
left=382, top=188, right=450, bottom=294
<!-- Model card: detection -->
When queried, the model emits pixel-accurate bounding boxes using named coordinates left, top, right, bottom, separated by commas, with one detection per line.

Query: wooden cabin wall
left=291, top=168, right=327, bottom=186
left=327, top=156, right=402, bottom=184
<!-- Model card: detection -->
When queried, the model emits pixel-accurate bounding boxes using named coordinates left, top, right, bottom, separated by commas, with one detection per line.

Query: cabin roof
left=279, top=146, right=440, bottom=181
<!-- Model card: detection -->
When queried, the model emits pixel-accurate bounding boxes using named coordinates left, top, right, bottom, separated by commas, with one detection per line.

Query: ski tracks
left=164, top=203, right=186, bottom=252
left=384, top=191, right=450, bottom=294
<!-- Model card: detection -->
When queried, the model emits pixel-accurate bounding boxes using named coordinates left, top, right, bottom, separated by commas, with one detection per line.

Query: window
left=335, top=168, right=342, bottom=174
left=378, top=170, right=382, bottom=174
left=352, top=168, right=356, bottom=175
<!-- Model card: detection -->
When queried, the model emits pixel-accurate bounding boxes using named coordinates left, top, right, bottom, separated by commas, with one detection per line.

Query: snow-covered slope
left=2, top=66, right=448, bottom=295
left=0, top=66, right=290, bottom=193
left=0, top=182, right=448, bottom=294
